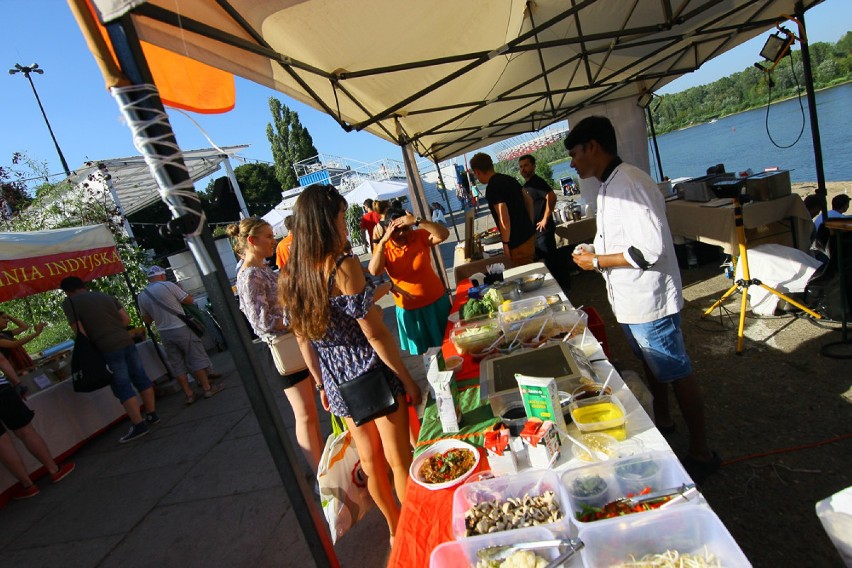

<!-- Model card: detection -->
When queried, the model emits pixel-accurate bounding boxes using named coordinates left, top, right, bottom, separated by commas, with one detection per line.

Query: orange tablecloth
left=386, top=448, right=490, bottom=568
left=388, top=279, right=490, bottom=568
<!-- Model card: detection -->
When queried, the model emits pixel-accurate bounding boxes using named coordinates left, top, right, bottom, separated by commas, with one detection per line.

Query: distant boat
left=709, top=118, right=718, bottom=124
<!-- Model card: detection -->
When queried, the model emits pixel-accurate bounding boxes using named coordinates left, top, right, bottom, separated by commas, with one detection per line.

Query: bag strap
left=142, top=283, right=187, bottom=318
left=330, top=413, right=347, bottom=436
left=327, top=253, right=352, bottom=295
left=67, top=296, right=87, bottom=339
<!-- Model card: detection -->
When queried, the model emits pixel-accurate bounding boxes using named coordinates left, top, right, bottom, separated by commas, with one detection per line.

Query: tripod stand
left=702, top=195, right=822, bottom=354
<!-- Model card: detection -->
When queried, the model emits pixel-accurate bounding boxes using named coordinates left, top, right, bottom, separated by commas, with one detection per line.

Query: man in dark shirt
left=60, top=277, right=157, bottom=444
left=519, top=154, right=572, bottom=292
left=469, top=152, right=536, bottom=266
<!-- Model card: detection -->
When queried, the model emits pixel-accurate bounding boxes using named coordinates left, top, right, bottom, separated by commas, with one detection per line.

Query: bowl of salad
left=411, top=439, right=480, bottom=491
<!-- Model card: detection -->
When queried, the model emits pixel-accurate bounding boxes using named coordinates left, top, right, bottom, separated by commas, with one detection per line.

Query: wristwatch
left=592, top=256, right=604, bottom=273
left=414, top=216, right=422, bottom=226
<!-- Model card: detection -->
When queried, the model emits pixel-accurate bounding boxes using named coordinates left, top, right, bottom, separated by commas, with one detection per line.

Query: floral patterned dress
left=236, top=266, right=282, bottom=343
left=302, top=254, right=405, bottom=418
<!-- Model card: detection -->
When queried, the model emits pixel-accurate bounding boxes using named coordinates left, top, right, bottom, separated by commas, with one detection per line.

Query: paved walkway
left=0, top=209, right=490, bottom=568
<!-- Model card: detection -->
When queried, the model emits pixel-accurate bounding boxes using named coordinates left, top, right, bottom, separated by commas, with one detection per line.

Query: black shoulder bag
left=68, top=298, right=114, bottom=393
left=142, top=284, right=205, bottom=337
left=328, top=254, right=398, bottom=426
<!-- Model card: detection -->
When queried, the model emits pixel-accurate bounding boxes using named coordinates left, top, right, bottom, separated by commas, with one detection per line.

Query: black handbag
left=338, top=365, right=399, bottom=427
left=67, top=298, right=114, bottom=393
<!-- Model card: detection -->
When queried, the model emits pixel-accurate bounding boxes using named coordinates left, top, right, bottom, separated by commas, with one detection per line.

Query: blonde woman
left=280, top=185, right=422, bottom=544
left=226, top=218, right=323, bottom=473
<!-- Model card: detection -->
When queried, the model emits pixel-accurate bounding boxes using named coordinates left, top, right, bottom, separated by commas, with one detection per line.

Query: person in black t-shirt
left=519, top=154, right=572, bottom=292
left=469, top=152, right=536, bottom=266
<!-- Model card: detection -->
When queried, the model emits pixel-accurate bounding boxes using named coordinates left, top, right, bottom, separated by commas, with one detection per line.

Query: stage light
left=759, top=29, right=795, bottom=64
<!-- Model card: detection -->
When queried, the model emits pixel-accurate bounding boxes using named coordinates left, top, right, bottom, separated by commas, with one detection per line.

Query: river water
left=551, top=82, right=852, bottom=183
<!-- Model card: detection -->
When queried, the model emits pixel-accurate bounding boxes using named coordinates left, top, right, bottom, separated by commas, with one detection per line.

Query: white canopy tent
left=261, top=207, right=293, bottom=237
left=75, top=1, right=829, bottom=565
left=88, top=0, right=822, bottom=163
left=342, top=179, right=409, bottom=206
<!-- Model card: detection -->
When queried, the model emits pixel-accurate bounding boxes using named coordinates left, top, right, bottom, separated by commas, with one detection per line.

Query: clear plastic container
left=498, top=296, right=549, bottom=336
left=568, top=394, right=627, bottom=440
left=430, top=526, right=580, bottom=568
left=561, top=451, right=695, bottom=530
left=578, top=505, right=751, bottom=567
left=449, top=315, right=501, bottom=354
left=452, top=469, right=571, bottom=539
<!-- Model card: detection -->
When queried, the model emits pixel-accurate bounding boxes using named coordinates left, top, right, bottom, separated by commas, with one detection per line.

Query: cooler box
left=745, top=170, right=791, bottom=201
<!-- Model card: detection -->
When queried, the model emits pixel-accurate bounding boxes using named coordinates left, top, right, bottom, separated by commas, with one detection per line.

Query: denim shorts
left=102, top=344, right=154, bottom=403
left=621, top=313, right=693, bottom=383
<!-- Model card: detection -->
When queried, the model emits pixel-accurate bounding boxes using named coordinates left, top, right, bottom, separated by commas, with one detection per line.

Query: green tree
left=266, top=98, right=318, bottom=190
left=2, top=155, right=150, bottom=353
left=231, top=162, right=283, bottom=215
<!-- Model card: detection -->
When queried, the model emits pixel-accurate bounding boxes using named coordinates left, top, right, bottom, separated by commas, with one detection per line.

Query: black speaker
left=212, top=177, right=239, bottom=209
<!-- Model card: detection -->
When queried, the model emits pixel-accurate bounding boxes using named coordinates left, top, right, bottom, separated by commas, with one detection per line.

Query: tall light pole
left=9, top=63, right=71, bottom=177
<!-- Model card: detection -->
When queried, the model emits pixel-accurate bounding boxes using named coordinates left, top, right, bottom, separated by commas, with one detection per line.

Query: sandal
left=203, top=383, right=225, bottom=399
left=184, top=394, right=196, bottom=406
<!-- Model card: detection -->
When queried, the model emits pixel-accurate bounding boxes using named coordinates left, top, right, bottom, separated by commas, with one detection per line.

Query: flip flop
left=184, top=394, right=196, bottom=406
left=682, top=452, right=722, bottom=485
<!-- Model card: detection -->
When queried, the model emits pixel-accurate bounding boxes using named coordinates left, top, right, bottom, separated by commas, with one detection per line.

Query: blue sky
left=1, top=1, right=849, bottom=184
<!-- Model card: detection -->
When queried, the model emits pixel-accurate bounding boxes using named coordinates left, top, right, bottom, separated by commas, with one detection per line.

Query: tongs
left=618, top=483, right=698, bottom=508
left=476, top=538, right=584, bottom=567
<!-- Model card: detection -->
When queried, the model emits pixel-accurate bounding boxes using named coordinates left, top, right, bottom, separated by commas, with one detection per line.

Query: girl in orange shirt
left=368, top=209, right=451, bottom=354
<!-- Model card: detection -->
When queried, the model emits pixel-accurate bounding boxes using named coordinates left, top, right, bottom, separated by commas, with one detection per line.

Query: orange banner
left=0, top=246, right=124, bottom=302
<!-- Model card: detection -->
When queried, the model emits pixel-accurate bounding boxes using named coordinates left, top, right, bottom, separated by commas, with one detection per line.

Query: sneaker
left=13, top=484, right=40, bottom=500
left=119, top=422, right=149, bottom=444
left=50, top=462, right=76, bottom=484
left=145, top=411, right=160, bottom=425
left=203, top=383, right=225, bottom=399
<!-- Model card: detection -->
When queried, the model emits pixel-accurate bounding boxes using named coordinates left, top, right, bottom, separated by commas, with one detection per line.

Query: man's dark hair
left=803, top=194, right=822, bottom=215
left=363, top=199, right=374, bottom=209
left=469, top=152, right=494, bottom=173
left=60, top=276, right=86, bottom=293
left=284, top=215, right=294, bottom=231
left=563, top=115, right=618, bottom=156
left=519, top=154, right=536, bottom=166
left=831, top=194, right=850, bottom=211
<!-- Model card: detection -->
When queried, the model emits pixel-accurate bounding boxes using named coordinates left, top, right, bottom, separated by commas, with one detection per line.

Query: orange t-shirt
left=275, top=233, right=293, bottom=269
left=383, top=229, right=444, bottom=310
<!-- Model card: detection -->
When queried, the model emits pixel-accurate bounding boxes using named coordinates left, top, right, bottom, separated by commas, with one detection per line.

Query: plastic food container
left=452, top=469, right=570, bottom=539
left=577, top=505, right=751, bottom=567
left=444, top=356, right=464, bottom=372
left=561, top=451, right=695, bottom=530
left=498, top=296, right=549, bottom=331
left=570, top=433, right=619, bottom=463
left=568, top=394, right=627, bottom=440
left=430, top=526, right=576, bottom=568
left=449, top=315, right=501, bottom=354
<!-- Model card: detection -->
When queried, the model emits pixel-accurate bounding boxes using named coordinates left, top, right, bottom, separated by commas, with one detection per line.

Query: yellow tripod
left=702, top=196, right=822, bottom=354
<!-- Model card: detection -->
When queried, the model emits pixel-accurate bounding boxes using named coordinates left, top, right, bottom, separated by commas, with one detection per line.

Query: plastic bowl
left=570, top=433, right=620, bottom=462
left=444, top=355, right=464, bottom=372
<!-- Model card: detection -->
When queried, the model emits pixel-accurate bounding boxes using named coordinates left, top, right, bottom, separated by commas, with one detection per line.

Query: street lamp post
left=9, top=63, right=72, bottom=177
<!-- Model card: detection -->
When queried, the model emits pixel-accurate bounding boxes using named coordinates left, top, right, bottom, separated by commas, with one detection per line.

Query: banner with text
left=0, top=225, right=124, bottom=302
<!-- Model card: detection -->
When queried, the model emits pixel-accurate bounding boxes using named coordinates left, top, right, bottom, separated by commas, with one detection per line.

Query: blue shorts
left=102, top=344, right=154, bottom=403
left=621, top=313, right=693, bottom=383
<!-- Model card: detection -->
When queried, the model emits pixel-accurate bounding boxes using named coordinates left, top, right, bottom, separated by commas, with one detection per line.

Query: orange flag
left=86, top=0, right=235, bottom=114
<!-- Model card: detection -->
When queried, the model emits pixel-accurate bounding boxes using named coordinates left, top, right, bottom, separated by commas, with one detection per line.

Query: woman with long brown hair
left=227, top=218, right=323, bottom=474
left=279, top=184, right=421, bottom=543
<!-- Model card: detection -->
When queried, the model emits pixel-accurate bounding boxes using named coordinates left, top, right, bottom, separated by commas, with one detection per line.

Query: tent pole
left=433, top=159, right=461, bottom=242
left=646, top=104, right=664, bottom=182
left=70, top=4, right=337, bottom=566
left=396, top=123, right=450, bottom=293
left=222, top=156, right=250, bottom=219
left=793, top=3, right=828, bottom=218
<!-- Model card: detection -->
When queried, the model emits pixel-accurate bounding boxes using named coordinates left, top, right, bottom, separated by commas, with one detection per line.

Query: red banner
left=0, top=246, right=124, bottom=302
